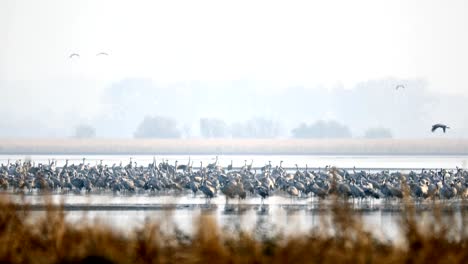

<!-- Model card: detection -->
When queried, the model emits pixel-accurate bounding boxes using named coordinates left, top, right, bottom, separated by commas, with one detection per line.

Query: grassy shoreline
left=0, top=195, right=466, bottom=263
left=1, top=138, right=468, bottom=155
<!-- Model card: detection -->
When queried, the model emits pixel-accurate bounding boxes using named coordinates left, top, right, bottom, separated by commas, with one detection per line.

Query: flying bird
left=432, top=124, right=450, bottom=133
left=395, top=84, right=405, bottom=90
left=69, top=53, right=80, bottom=59
left=96, top=52, right=109, bottom=56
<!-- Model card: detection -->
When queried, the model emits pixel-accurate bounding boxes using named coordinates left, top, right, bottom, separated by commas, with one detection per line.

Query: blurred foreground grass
left=0, top=196, right=467, bottom=263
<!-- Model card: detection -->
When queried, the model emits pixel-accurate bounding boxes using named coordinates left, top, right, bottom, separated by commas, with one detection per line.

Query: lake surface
left=7, top=192, right=408, bottom=242
left=4, top=192, right=465, bottom=244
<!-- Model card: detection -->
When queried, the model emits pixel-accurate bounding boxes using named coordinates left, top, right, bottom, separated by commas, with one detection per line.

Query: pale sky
left=1, top=0, right=468, bottom=93
left=1, top=0, right=468, bottom=138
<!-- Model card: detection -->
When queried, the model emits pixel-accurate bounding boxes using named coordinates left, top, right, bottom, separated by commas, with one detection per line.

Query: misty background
left=1, top=0, right=468, bottom=139
left=1, top=77, right=465, bottom=139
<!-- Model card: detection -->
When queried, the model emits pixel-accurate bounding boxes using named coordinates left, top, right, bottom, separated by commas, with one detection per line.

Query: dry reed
left=1, top=138, right=468, bottom=155
left=0, top=195, right=466, bottom=264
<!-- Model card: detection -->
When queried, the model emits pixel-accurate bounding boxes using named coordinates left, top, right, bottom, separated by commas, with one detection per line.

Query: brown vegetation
left=0, top=196, right=466, bottom=263
left=1, top=138, right=468, bottom=154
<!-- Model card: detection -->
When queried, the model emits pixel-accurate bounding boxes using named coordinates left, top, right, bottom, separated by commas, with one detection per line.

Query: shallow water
left=19, top=195, right=401, bottom=242
left=2, top=154, right=468, bottom=170
left=4, top=192, right=465, bottom=243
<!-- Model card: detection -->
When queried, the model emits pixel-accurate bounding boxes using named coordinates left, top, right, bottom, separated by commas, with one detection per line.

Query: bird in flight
left=395, top=84, right=405, bottom=90
left=96, top=52, right=109, bottom=56
left=432, top=124, right=450, bottom=133
left=69, top=53, right=80, bottom=59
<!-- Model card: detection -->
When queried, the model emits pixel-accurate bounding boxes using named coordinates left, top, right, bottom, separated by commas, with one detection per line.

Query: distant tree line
left=230, top=118, right=280, bottom=138
left=129, top=116, right=283, bottom=139
left=120, top=115, right=393, bottom=139
left=199, top=118, right=227, bottom=138
left=9, top=77, right=452, bottom=139
left=291, top=120, right=352, bottom=138
left=200, top=118, right=281, bottom=138
left=134, top=116, right=181, bottom=138
left=73, top=125, right=96, bottom=139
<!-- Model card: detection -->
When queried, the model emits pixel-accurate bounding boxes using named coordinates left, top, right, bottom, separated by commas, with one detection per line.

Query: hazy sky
left=1, top=0, right=468, bottom=138
left=1, top=0, right=468, bottom=91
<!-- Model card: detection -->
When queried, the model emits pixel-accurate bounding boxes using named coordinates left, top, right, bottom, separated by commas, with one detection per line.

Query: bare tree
left=200, top=118, right=228, bottom=138
left=231, top=118, right=280, bottom=138
left=182, top=124, right=192, bottom=139
left=73, top=125, right=96, bottom=139
left=291, top=120, right=352, bottom=138
left=134, top=116, right=181, bottom=138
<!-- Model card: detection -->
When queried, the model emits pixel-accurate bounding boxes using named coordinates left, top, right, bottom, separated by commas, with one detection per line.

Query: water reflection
left=6, top=193, right=464, bottom=243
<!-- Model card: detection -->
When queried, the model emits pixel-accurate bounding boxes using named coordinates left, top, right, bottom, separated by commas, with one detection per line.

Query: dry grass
left=0, top=196, right=466, bottom=263
left=1, top=138, right=468, bottom=154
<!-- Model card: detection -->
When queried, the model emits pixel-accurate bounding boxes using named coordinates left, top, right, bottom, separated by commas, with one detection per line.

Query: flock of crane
left=0, top=157, right=467, bottom=203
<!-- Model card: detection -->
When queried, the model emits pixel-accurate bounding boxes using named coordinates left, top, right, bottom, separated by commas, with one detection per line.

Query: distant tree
left=364, top=127, right=393, bottom=139
left=182, top=124, right=192, bottom=138
left=200, top=118, right=227, bottom=138
left=231, top=118, right=280, bottom=138
left=73, top=125, right=96, bottom=139
left=291, top=123, right=309, bottom=138
left=247, top=118, right=280, bottom=138
left=230, top=122, right=247, bottom=138
left=291, top=120, right=352, bottom=138
left=134, top=116, right=181, bottom=138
